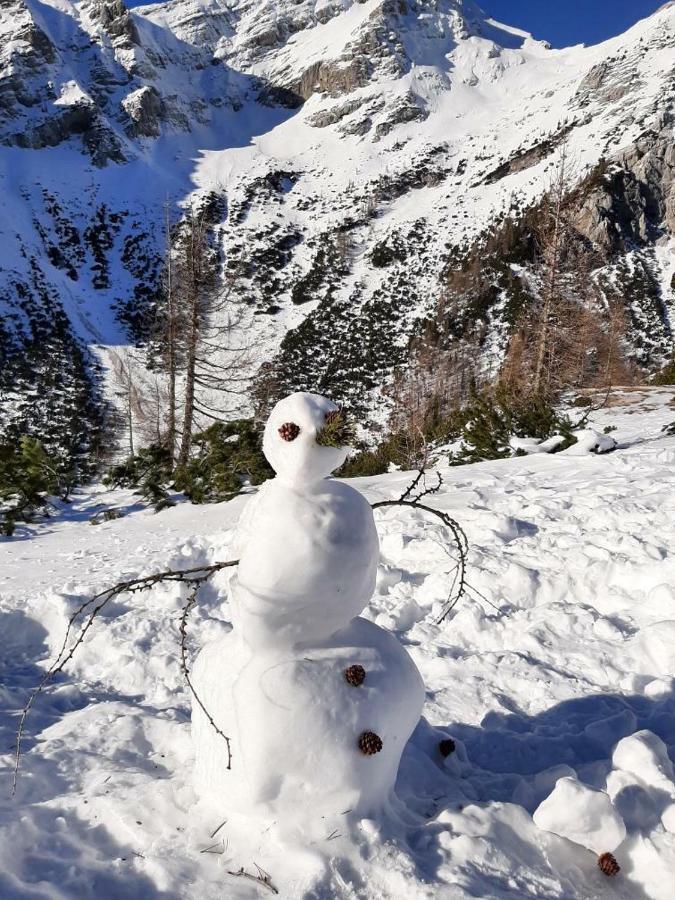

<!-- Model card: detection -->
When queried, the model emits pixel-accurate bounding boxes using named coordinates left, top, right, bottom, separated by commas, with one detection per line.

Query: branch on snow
left=12, top=560, right=238, bottom=794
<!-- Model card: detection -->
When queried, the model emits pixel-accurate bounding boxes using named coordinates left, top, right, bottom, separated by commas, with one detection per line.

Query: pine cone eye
left=278, top=422, right=300, bottom=442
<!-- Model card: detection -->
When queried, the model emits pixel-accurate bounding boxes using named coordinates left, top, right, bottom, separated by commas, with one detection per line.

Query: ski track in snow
left=0, top=389, right=674, bottom=899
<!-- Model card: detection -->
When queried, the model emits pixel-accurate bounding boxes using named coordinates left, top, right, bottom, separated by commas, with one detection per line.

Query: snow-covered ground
left=1, top=388, right=674, bottom=899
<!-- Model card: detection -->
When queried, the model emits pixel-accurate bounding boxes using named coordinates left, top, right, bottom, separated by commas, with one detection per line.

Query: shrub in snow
left=191, top=392, right=424, bottom=831
left=0, top=436, right=70, bottom=536
left=446, top=384, right=577, bottom=464
left=533, top=776, right=626, bottom=876
left=104, top=444, right=175, bottom=512
left=89, top=507, right=124, bottom=525
left=340, top=384, right=581, bottom=474
left=174, top=420, right=273, bottom=502
left=652, top=356, right=675, bottom=385
left=104, top=420, right=273, bottom=509
left=563, top=429, right=617, bottom=455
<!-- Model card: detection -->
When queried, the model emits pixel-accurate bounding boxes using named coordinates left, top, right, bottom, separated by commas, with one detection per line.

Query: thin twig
left=209, top=817, right=228, bottom=839
left=227, top=866, right=279, bottom=895
left=12, top=560, right=238, bottom=794
left=399, top=468, right=425, bottom=503
left=200, top=842, right=225, bottom=855
left=464, top=580, right=506, bottom=615
left=179, top=582, right=232, bottom=769
left=372, top=496, right=468, bottom=625
left=373, top=462, right=468, bottom=625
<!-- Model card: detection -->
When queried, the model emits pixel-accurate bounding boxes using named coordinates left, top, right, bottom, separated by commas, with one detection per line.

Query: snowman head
left=263, top=392, right=353, bottom=483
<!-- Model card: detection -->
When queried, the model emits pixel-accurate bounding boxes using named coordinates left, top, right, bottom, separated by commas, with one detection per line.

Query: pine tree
left=0, top=436, right=65, bottom=535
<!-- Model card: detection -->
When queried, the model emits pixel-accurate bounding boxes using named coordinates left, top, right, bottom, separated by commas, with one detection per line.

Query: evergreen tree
left=0, top=436, right=66, bottom=536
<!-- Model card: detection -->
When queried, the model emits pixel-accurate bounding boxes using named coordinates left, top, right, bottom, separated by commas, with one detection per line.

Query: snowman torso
left=191, top=392, right=425, bottom=830
left=192, top=618, right=424, bottom=825
left=235, top=477, right=378, bottom=648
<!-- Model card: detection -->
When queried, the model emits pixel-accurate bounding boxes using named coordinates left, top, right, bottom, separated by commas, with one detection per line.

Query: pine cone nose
left=359, top=731, right=383, bottom=755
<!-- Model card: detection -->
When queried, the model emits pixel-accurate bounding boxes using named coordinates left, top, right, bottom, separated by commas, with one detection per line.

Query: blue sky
left=482, top=0, right=665, bottom=47
left=125, top=1, right=665, bottom=47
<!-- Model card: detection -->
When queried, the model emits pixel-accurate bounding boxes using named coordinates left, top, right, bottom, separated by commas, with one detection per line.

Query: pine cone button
left=344, top=664, right=366, bottom=686
left=359, top=731, right=383, bottom=755
left=439, top=738, right=456, bottom=757
left=597, top=853, right=620, bottom=877
left=278, top=422, right=300, bottom=442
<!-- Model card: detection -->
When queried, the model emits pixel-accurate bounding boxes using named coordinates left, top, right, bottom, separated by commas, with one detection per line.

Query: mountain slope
left=0, top=0, right=674, bottom=453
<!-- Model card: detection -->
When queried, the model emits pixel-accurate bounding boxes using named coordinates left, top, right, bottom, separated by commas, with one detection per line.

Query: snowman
left=191, top=392, right=424, bottom=832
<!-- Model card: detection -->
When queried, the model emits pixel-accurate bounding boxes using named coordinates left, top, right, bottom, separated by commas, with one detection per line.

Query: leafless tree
left=162, top=200, right=179, bottom=464
left=155, top=200, right=251, bottom=471
left=109, top=348, right=146, bottom=457
left=531, top=142, right=577, bottom=397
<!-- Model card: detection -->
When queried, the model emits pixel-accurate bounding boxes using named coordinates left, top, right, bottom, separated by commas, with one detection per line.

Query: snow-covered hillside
left=1, top=388, right=674, bottom=898
left=1, top=0, right=674, bottom=448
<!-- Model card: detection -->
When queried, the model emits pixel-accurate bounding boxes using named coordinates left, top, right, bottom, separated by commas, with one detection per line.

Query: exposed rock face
left=85, top=0, right=140, bottom=47
left=122, top=84, right=163, bottom=136
left=578, top=119, right=675, bottom=252
left=0, top=2, right=56, bottom=133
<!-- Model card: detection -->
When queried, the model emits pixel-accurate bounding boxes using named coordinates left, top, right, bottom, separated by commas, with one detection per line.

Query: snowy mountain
left=1, top=0, right=674, bottom=455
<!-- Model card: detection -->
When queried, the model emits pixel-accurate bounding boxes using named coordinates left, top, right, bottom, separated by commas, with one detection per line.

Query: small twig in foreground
left=372, top=496, right=468, bottom=624
left=179, top=582, right=233, bottom=769
left=464, top=581, right=506, bottom=615
left=209, top=817, right=228, bottom=839
left=227, top=865, right=279, bottom=895
left=12, top=559, right=238, bottom=794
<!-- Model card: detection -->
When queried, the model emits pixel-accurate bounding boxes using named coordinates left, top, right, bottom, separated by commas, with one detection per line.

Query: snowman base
left=192, top=616, right=424, bottom=831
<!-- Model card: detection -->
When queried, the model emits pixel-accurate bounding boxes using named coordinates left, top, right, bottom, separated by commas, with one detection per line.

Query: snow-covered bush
left=105, top=420, right=274, bottom=508
left=446, top=385, right=577, bottom=464
left=653, top=356, right=675, bottom=385
left=339, top=385, right=582, bottom=474
left=104, top=444, right=175, bottom=512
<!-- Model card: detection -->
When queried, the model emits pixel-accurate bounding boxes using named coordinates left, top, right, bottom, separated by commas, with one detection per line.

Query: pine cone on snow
left=597, top=853, right=620, bottom=877
left=344, top=664, right=366, bottom=686
left=359, top=731, right=383, bottom=755
left=439, top=738, right=456, bottom=758
left=278, top=421, right=300, bottom=442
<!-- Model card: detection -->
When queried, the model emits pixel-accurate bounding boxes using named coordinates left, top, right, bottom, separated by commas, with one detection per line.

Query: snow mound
left=533, top=776, right=626, bottom=855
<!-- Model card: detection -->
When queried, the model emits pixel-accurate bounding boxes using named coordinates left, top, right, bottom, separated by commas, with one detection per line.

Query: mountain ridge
left=0, top=0, right=673, bottom=458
